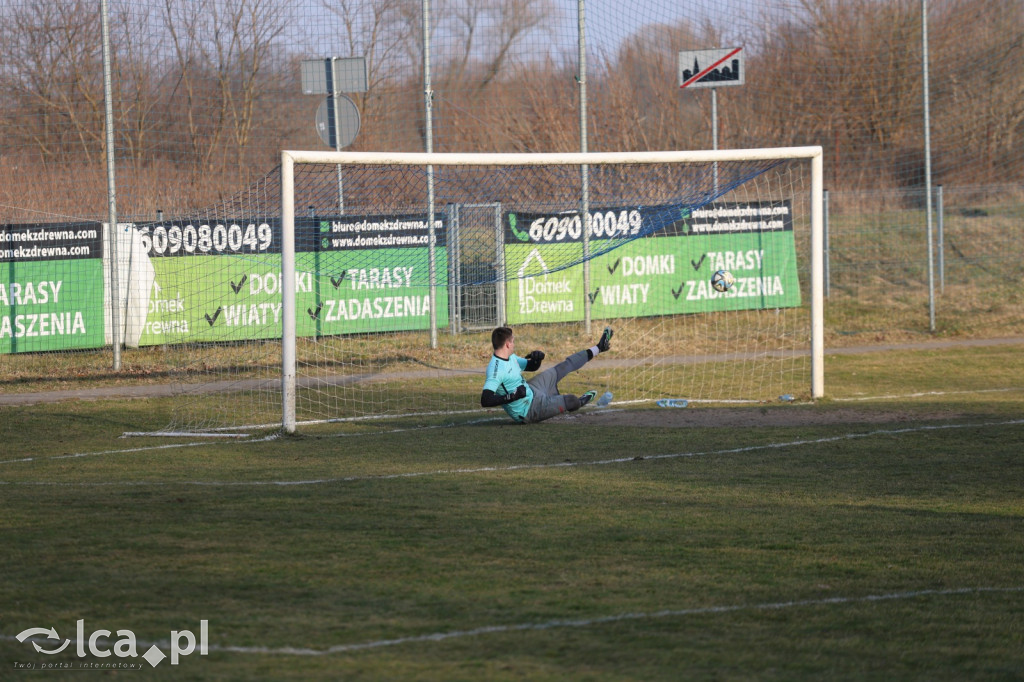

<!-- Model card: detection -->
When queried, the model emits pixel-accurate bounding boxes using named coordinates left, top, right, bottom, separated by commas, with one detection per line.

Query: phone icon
left=508, top=213, right=530, bottom=242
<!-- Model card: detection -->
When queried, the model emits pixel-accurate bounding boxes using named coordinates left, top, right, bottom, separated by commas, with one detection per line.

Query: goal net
left=145, top=148, right=822, bottom=434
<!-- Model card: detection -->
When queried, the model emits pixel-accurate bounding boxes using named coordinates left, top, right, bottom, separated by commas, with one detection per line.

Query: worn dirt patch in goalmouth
left=565, top=406, right=974, bottom=429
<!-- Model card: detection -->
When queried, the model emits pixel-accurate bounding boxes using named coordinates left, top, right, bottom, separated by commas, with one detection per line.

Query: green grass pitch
left=1, top=345, right=1023, bottom=680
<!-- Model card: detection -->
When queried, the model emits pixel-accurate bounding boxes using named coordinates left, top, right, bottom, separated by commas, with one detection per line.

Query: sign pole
left=711, top=87, right=719, bottom=195
left=328, top=59, right=345, bottom=214
left=300, top=56, right=368, bottom=215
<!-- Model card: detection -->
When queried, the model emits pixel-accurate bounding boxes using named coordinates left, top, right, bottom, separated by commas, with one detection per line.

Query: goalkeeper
left=480, top=325, right=613, bottom=424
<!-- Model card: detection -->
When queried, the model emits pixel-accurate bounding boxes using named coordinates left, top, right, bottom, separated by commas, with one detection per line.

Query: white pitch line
left=219, top=586, right=1024, bottom=656
left=1, top=420, right=503, bottom=467
left=834, top=387, right=1024, bottom=401
left=8, top=586, right=1012, bottom=657
left=0, top=434, right=280, bottom=466
left=2, top=419, right=1021, bottom=487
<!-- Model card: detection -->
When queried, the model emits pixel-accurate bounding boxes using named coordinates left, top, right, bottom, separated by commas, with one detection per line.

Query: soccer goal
left=149, top=147, right=822, bottom=435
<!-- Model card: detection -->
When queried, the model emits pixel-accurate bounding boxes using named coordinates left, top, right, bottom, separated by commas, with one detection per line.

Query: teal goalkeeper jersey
left=483, top=353, right=533, bottom=422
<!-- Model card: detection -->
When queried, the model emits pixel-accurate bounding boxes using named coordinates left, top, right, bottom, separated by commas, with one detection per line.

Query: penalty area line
left=196, top=586, right=1024, bottom=656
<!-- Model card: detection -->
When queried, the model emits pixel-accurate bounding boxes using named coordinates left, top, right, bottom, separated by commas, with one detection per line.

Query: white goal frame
left=280, top=147, right=825, bottom=434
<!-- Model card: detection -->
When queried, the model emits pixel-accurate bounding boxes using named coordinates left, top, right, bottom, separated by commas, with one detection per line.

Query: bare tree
left=0, top=0, right=104, bottom=164
left=476, top=0, right=553, bottom=91
left=162, top=0, right=218, bottom=172
left=932, top=0, right=1024, bottom=182
left=216, top=0, right=288, bottom=171
left=161, top=0, right=287, bottom=177
left=110, top=3, right=170, bottom=167
left=739, top=0, right=924, bottom=188
left=591, top=19, right=706, bottom=152
left=372, top=0, right=556, bottom=150
left=320, top=0, right=413, bottom=138
left=427, top=0, right=554, bottom=91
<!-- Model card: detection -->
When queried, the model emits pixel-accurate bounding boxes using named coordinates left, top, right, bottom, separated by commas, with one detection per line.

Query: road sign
left=315, top=94, right=360, bottom=149
left=301, top=57, right=368, bottom=95
left=678, top=48, right=744, bottom=89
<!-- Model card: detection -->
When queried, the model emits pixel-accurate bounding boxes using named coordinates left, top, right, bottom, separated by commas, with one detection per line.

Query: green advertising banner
left=136, top=215, right=447, bottom=346
left=298, top=249, right=444, bottom=336
left=504, top=201, right=801, bottom=324
left=140, top=254, right=282, bottom=345
left=1, top=223, right=106, bottom=353
left=504, top=243, right=583, bottom=322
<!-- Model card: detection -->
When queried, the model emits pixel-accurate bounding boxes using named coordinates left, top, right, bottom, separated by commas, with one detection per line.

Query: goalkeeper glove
left=508, top=384, right=527, bottom=403
left=524, top=350, right=545, bottom=372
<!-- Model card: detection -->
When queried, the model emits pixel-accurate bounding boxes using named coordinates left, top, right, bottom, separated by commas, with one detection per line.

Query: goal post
left=279, top=147, right=824, bottom=434
left=281, top=153, right=297, bottom=434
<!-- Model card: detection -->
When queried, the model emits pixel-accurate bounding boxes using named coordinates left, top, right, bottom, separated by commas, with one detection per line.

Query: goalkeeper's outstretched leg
left=479, top=326, right=612, bottom=424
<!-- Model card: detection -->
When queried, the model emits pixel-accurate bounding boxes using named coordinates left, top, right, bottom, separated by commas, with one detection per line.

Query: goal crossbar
left=283, top=147, right=824, bottom=167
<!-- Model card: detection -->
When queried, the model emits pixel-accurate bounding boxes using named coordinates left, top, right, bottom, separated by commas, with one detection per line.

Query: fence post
left=578, top=0, right=591, bottom=336
left=422, top=0, right=438, bottom=349
left=100, top=0, right=121, bottom=370
left=936, top=185, right=944, bottom=293
left=922, top=0, right=936, bottom=332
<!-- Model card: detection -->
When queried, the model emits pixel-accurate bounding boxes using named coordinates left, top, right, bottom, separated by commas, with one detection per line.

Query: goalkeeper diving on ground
left=480, top=325, right=613, bottom=424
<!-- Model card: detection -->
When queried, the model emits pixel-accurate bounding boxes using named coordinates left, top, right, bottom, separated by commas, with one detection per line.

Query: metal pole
left=711, top=87, right=719, bottom=195
left=494, top=203, right=506, bottom=325
left=422, top=0, right=438, bottom=348
left=578, top=0, right=591, bottom=335
left=331, top=58, right=345, bottom=214
left=448, top=204, right=459, bottom=333
left=937, top=185, right=944, bottom=292
left=100, top=0, right=121, bottom=370
left=922, top=0, right=936, bottom=331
